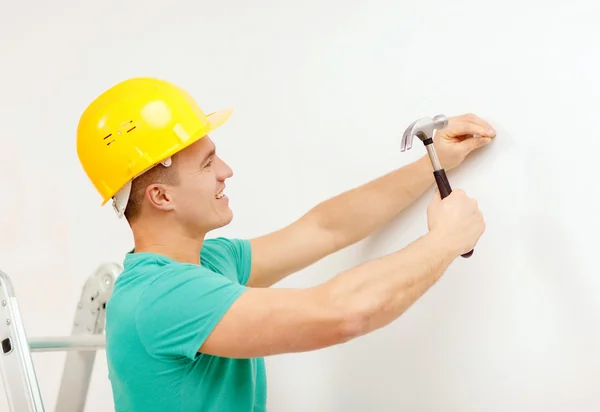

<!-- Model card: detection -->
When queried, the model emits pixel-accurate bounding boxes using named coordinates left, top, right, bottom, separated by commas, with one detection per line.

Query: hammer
left=401, top=114, right=474, bottom=258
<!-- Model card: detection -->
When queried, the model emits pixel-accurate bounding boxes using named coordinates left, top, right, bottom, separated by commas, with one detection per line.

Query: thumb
left=461, top=136, right=492, bottom=153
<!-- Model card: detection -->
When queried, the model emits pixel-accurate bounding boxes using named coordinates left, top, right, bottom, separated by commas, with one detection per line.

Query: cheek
left=178, top=177, right=216, bottom=206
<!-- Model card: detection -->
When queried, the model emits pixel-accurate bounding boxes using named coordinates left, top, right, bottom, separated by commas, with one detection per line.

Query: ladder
left=0, top=262, right=121, bottom=411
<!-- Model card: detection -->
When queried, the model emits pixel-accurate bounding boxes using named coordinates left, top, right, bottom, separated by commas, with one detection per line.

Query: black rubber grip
left=433, top=169, right=452, bottom=199
left=433, top=169, right=474, bottom=258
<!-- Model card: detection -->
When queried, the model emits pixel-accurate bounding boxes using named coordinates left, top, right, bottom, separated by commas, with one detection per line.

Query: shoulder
left=201, top=237, right=252, bottom=285
left=202, top=237, right=250, bottom=259
left=131, top=261, right=248, bottom=360
left=136, top=262, right=246, bottom=312
left=146, top=262, right=220, bottom=289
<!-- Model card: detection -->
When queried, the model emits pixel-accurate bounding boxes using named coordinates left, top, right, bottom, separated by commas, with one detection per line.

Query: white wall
left=1, top=0, right=600, bottom=410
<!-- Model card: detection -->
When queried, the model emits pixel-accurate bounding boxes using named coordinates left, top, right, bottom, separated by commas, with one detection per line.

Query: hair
left=124, top=163, right=180, bottom=222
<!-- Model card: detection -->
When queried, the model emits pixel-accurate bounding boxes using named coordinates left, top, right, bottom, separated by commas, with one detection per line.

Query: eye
left=204, top=158, right=214, bottom=168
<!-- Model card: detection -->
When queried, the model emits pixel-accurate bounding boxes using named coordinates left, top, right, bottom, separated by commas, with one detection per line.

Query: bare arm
left=200, top=230, right=456, bottom=358
left=201, top=187, right=485, bottom=358
left=247, top=114, right=494, bottom=288
left=247, top=156, right=434, bottom=288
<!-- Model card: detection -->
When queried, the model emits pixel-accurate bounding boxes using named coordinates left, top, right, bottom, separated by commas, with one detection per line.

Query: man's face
left=170, top=136, right=234, bottom=235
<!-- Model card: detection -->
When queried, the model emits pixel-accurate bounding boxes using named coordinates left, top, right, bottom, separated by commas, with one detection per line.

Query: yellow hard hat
left=76, top=77, right=232, bottom=216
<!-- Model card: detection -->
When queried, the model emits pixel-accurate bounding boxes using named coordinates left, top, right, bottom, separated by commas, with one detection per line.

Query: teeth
left=216, top=191, right=224, bottom=199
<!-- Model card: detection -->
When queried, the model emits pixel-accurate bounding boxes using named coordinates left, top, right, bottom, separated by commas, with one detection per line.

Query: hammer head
left=401, top=114, right=449, bottom=151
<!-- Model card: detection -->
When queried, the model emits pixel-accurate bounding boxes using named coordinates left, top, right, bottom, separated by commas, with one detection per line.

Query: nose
left=215, top=155, right=233, bottom=181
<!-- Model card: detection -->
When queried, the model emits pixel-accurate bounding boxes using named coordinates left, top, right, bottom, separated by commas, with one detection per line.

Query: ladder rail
left=0, top=270, right=45, bottom=412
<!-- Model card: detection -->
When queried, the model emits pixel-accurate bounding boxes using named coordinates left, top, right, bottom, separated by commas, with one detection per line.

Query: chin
left=214, top=209, right=234, bottom=229
left=223, top=210, right=234, bottom=226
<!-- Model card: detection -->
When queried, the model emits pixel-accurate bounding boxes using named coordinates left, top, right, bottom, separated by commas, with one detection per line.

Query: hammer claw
left=400, top=120, right=418, bottom=152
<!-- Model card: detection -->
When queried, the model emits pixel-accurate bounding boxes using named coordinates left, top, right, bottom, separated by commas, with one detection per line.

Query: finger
left=452, top=114, right=496, bottom=137
left=446, top=119, right=494, bottom=139
left=459, top=113, right=494, bottom=130
left=460, top=135, right=493, bottom=153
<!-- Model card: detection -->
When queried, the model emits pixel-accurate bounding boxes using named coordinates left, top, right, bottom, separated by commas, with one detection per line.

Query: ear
left=145, top=184, right=176, bottom=212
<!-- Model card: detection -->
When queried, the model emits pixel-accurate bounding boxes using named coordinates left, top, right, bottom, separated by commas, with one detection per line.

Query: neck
left=130, top=221, right=206, bottom=265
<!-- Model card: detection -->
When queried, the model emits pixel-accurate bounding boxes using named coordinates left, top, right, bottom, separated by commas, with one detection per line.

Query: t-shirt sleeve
left=203, top=237, right=253, bottom=285
left=135, top=266, right=247, bottom=360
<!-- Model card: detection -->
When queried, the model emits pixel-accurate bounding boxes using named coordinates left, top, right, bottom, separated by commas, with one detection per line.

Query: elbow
left=336, top=311, right=368, bottom=343
left=310, top=285, right=373, bottom=347
left=326, top=297, right=371, bottom=345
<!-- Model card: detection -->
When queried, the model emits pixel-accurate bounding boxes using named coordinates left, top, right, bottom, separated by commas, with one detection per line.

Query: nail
left=486, top=128, right=495, bottom=136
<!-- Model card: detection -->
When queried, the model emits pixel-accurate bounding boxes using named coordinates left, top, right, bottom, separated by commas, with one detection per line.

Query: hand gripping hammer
left=401, top=114, right=474, bottom=258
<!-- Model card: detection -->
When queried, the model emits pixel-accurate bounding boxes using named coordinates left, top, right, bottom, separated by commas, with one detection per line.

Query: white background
left=2, top=0, right=600, bottom=411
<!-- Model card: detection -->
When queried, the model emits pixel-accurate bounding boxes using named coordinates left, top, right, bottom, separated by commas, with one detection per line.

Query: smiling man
left=76, top=77, right=494, bottom=412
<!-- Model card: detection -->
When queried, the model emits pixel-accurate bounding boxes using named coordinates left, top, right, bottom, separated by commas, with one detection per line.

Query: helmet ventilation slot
left=103, top=134, right=114, bottom=146
left=103, top=121, right=136, bottom=146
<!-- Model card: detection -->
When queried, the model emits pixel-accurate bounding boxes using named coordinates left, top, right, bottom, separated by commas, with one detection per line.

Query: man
left=76, top=77, right=494, bottom=412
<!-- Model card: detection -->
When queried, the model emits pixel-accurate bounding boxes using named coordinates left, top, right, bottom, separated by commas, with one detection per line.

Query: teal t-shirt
left=105, top=237, right=267, bottom=412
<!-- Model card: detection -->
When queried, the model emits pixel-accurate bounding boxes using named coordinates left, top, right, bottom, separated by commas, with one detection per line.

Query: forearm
left=320, top=230, right=456, bottom=336
left=246, top=156, right=437, bottom=289
left=310, top=156, right=434, bottom=250
left=204, top=231, right=457, bottom=358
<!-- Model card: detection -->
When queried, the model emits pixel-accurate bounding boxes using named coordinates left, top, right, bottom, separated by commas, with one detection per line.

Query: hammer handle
left=433, top=169, right=474, bottom=258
